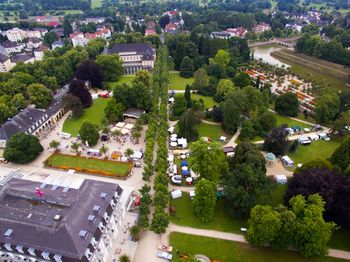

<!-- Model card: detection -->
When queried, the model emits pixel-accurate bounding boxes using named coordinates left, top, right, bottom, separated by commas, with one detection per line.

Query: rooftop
left=0, top=177, right=121, bottom=259
left=109, top=43, right=155, bottom=60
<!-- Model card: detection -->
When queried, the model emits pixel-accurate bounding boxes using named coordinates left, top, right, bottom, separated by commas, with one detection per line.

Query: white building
left=0, top=41, right=25, bottom=54
left=4, top=28, right=26, bottom=42
left=70, top=32, right=89, bottom=47
left=0, top=53, right=14, bottom=72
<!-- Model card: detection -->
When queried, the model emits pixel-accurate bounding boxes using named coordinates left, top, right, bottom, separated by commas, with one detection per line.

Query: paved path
left=224, top=128, right=241, bottom=147
left=165, top=223, right=350, bottom=261
left=201, top=119, right=221, bottom=126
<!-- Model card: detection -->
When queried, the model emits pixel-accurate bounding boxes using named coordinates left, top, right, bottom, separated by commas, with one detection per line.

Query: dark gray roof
left=0, top=178, right=121, bottom=260
left=0, top=89, right=67, bottom=141
left=0, top=53, right=9, bottom=63
left=2, top=41, right=20, bottom=48
left=109, top=43, right=155, bottom=60
left=12, top=53, right=34, bottom=63
left=52, top=40, right=64, bottom=46
left=123, top=108, right=145, bottom=119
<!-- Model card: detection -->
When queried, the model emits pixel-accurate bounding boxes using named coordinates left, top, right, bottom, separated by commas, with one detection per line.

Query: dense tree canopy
left=79, top=121, right=99, bottom=147
left=192, top=178, right=217, bottom=222
left=330, top=137, right=350, bottom=171
left=4, top=132, right=43, bottom=164
left=27, top=83, right=53, bottom=109
left=96, top=54, right=124, bottom=82
left=69, top=79, right=92, bottom=108
left=76, top=60, right=103, bottom=88
left=263, top=126, right=289, bottom=156
left=275, top=92, right=299, bottom=117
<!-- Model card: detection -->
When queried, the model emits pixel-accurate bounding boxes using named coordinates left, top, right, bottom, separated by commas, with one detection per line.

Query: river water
left=250, top=44, right=347, bottom=90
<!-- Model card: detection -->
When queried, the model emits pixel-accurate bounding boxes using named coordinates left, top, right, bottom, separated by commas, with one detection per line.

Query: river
left=251, top=44, right=347, bottom=90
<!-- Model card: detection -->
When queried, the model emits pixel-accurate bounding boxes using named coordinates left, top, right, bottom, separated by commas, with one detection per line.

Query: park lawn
left=170, top=192, right=246, bottom=234
left=288, top=140, right=341, bottom=165
left=274, top=114, right=311, bottom=129
left=256, top=183, right=288, bottom=207
left=169, top=232, right=347, bottom=262
left=62, top=98, right=110, bottom=136
left=103, top=75, right=135, bottom=90
left=47, top=154, right=130, bottom=175
left=91, top=0, right=102, bottom=8
left=170, top=71, right=194, bottom=90
left=330, top=229, right=350, bottom=251
left=197, top=122, right=230, bottom=142
left=191, top=94, right=217, bottom=109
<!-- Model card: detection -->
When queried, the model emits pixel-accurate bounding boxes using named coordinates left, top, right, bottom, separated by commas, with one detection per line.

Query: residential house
left=27, top=38, right=43, bottom=49
left=34, top=45, right=49, bottom=61
left=109, top=43, right=156, bottom=74
left=0, top=41, right=25, bottom=54
left=52, top=40, right=65, bottom=50
left=70, top=32, right=88, bottom=47
left=81, top=17, right=105, bottom=24
left=0, top=53, right=14, bottom=72
left=4, top=28, right=26, bottom=42
left=12, top=53, right=35, bottom=64
left=226, top=26, right=247, bottom=38
left=145, top=28, right=157, bottom=36
left=165, top=23, right=177, bottom=34
left=253, top=22, right=271, bottom=33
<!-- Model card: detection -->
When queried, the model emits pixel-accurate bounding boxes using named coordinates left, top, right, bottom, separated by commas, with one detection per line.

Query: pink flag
left=35, top=187, right=45, bottom=198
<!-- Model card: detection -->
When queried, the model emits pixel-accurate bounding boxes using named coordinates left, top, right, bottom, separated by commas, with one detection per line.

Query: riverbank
left=271, top=49, right=349, bottom=90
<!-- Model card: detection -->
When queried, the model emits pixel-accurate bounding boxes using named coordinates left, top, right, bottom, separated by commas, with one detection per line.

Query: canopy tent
left=171, top=134, right=177, bottom=139
left=170, top=142, right=177, bottom=147
left=170, top=137, right=177, bottom=142
left=171, top=190, right=182, bottom=199
left=124, top=123, right=134, bottom=130
left=182, top=169, right=190, bottom=176
left=111, top=151, right=123, bottom=159
left=186, top=177, right=193, bottom=185
left=131, top=150, right=143, bottom=160
left=111, top=126, right=120, bottom=133
left=180, top=154, right=186, bottom=159
left=265, top=152, right=276, bottom=166
left=180, top=160, right=188, bottom=166
left=121, top=128, right=129, bottom=135
left=116, top=122, right=125, bottom=128
left=177, top=137, right=188, bottom=149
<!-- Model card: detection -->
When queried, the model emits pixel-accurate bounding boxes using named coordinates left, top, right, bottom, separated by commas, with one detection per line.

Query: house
left=34, top=44, right=49, bottom=61
left=226, top=26, right=247, bottom=38
left=4, top=28, right=26, bottom=42
left=109, top=43, right=156, bottom=74
left=0, top=53, right=14, bottom=72
left=254, top=22, right=271, bottom=33
left=165, top=23, right=177, bottom=34
left=0, top=41, right=25, bottom=54
left=81, top=17, right=105, bottom=24
left=210, top=31, right=233, bottom=39
left=26, top=37, right=43, bottom=49
left=145, top=28, right=157, bottom=36
left=52, top=40, right=65, bottom=50
left=0, top=90, right=67, bottom=145
left=70, top=32, right=88, bottom=47
left=0, top=174, right=127, bottom=262
left=12, top=53, right=35, bottom=64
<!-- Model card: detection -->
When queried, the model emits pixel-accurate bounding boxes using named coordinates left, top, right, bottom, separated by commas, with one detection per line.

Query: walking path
left=165, top=223, right=350, bottom=261
left=201, top=119, right=221, bottom=125
left=224, top=128, right=241, bottom=147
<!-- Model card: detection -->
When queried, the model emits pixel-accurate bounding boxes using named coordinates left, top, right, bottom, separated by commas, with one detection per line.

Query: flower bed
left=45, top=153, right=133, bottom=179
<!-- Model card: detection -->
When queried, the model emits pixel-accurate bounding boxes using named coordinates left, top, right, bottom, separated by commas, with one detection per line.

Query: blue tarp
left=180, top=161, right=188, bottom=166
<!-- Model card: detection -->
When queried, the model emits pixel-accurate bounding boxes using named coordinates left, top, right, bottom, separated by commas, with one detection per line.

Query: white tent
left=281, top=156, right=294, bottom=167
left=171, top=190, right=182, bottom=199
left=177, top=137, right=188, bottom=149
left=91, top=94, right=99, bottom=100
left=111, top=126, right=120, bottom=133
left=168, top=126, right=175, bottom=134
left=170, top=142, right=177, bottom=147
left=116, top=122, right=125, bottom=128
left=121, top=128, right=129, bottom=135
left=167, top=154, right=174, bottom=163
left=170, top=137, right=177, bottom=142
left=131, top=150, right=143, bottom=160
left=124, top=123, right=134, bottom=130
left=171, top=134, right=177, bottom=139
left=308, top=133, right=319, bottom=140
left=274, top=175, right=288, bottom=184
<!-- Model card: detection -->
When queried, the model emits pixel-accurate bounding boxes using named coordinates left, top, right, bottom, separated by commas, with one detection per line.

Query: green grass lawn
left=197, top=122, right=230, bottom=142
left=170, top=192, right=246, bottom=234
left=62, top=98, right=110, bottom=136
left=288, top=140, right=341, bottom=165
left=274, top=113, right=311, bottom=129
left=91, top=0, right=102, bottom=8
left=169, top=232, right=347, bottom=262
left=170, top=71, right=194, bottom=90
left=47, top=154, right=130, bottom=176
left=191, top=94, right=217, bottom=109
left=103, top=75, right=135, bottom=90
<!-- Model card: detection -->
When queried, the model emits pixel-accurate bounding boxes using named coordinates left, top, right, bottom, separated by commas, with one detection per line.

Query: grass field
left=274, top=114, right=311, bottom=129
left=288, top=140, right=341, bottom=165
left=170, top=185, right=286, bottom=234
left=170, top=71, right=194, bottom=90
left=103, top=75, right=135, bottom=90
left=169, top=232, right=348, bottom=262
left=197, top=122, right=229, bottom=142
left=62, top=98, right=110, bottom=136
left=47, top=154, right=130, bottom=176
left=191, top=94, right=217, bottom=109
left=91, top=0, right=102, bottom=8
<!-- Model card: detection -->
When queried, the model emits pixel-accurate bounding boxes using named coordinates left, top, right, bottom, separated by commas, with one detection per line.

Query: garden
left=197, top=122, right=230, bottom=142
left=63, top=98, right=110, bottom=136
left=45, top=153, right=132, bottom=178
left=169, top=232, right=347, bottom=262
left=170, top=71, right=194, bottom=90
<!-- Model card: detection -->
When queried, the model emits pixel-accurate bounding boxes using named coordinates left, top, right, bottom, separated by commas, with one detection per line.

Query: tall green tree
left=275, top=93, right=299, bottom=117
left=222, top=90, right=247, bottom=134
left=213, top=49, right=230, bottom=76
left=27, top=83, right=53, bottom=108
left=178, top=109, right=199, bottom=141
left=330, top=137, right=350, bottom=170
left=4, top=133, right=43, bottom=164
left=184, top=84, right=191, bottom=108
left=104, top=100, right=125, bottom=123
left=180, top=56, right=194, bottom=78
left=192, top=178, right=217, bottom=222
left=314, top=92, right=340, bottom=123
left=189, top=140, right=228, bottom=182
left=79, top=121, right=99, bottom=147
left=192, top=68, right=209, bottom=92
left=63, top=17, right=73, bottom=36
left=150, top=207, right=169, bottom=234
left=96, top=54, right=124, bottom=82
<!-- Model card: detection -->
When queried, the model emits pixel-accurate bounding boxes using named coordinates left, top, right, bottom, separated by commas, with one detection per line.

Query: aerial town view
left=0, top=0, right=350, bottom=261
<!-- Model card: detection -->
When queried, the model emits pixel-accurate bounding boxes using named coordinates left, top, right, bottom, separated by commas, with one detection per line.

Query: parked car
left=171, top=175, right=182, bottom=185
left=312, top=125, right=324, bottom=132
left=156, top=251, right=173, bottom=260
left=157, top=244, right=173, bottom=252
left=134, top=161, right=141, bottom=168
left=319, top=132, right=330, bottom=141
